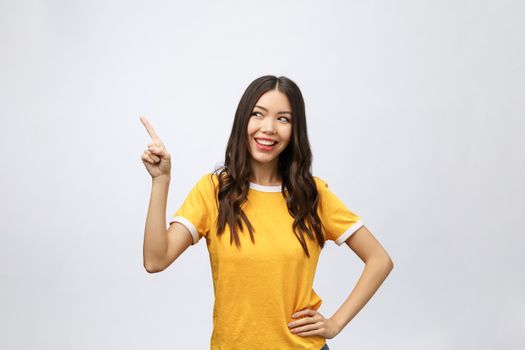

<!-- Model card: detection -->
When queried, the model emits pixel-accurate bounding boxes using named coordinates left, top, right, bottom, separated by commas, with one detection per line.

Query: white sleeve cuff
left=334, top=220, right=364, bottom=246
left=169, top=216, right=199, bottom=245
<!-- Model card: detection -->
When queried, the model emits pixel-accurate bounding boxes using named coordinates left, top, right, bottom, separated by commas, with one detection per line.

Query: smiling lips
left=254, top=138, right=278, bottom=150
left=255, top=137, right=278, bottom=145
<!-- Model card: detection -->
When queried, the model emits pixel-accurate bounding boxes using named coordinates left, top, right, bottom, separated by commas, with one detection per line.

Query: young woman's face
left=246, top=89, right=293, bottom=165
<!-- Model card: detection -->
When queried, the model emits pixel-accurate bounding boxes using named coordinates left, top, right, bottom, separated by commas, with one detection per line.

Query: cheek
left=246, top=126, right=256, bottom=148
left=246, top=121, right=257, bottom=136
left=282, top=127, right=292, bottom=144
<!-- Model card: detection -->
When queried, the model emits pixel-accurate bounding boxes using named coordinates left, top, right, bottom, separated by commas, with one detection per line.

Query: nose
left=261, top=116, right=276, bottom=134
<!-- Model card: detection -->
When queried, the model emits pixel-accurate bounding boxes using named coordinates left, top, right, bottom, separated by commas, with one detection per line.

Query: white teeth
left=255, top=138, right=277, bottom=146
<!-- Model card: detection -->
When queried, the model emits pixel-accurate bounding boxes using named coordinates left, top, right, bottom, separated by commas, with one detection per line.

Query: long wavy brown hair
left=212, top=75, right=326, bottom=257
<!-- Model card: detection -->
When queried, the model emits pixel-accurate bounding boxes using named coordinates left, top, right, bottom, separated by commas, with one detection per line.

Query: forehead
left=254, top=89, right=292, bottom=111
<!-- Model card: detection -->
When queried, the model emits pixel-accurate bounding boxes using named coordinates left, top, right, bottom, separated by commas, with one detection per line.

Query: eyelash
left=251, top=112, right=290, bottom=122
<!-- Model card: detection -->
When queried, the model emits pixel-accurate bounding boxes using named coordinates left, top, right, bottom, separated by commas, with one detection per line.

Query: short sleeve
left=314, top=176, right=364, bottom=246
left=169, top=174, right=215, bottom=245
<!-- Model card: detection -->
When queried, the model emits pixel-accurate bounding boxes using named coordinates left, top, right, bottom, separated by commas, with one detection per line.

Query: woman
left=140, top=75, right=394, bottom=350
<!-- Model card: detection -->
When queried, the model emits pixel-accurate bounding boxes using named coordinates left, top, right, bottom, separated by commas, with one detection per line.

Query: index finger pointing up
left=140, top=116, right=163, bottom=143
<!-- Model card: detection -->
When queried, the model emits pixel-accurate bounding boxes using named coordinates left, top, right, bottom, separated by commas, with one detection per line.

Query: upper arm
left=345, top=225, right=393, bottom=267
left=159, top=221, right=193, bottom=271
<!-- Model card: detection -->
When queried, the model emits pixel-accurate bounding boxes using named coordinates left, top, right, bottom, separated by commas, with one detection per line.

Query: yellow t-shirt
left=169, top=173, right=363, bottom=350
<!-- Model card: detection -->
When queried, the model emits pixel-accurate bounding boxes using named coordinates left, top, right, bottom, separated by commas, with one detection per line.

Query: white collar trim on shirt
left=249, top=182, right=282, bottom=192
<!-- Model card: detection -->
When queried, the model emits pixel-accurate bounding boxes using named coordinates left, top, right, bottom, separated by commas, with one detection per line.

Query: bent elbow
left=144, top=261, right=164, bottom=274
left=380, top=253, right=394, bottom=270
left=375, top=253, right=394, bottom=271
left=386, top=258, right=394, bottom=271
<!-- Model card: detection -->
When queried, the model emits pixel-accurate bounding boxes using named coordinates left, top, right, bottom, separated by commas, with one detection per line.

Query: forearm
left=143, top=176, right=171, bottom=271
left=330, top=255, right=394, bottom=333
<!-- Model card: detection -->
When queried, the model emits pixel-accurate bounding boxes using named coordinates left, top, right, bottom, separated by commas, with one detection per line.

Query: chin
left=250, top=149, right=277, bottom=161
left=249, top=149, right=280, bottom=163
left=253, top=156, right=277, bottom=164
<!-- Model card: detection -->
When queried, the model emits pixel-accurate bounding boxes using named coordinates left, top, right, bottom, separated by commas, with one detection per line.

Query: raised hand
left=139, top=116, right=172, bottom=180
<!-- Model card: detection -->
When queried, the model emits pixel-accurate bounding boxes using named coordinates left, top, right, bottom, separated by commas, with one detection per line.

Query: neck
left=249, top=159, right=281, bottom=185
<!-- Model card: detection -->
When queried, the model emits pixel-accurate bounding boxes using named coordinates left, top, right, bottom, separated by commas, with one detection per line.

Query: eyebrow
left=254, top=105, right=292, bottom=115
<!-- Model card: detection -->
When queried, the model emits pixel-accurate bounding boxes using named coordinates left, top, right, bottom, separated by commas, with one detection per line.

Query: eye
left=278, top=116, right=291, bottom=122
left=251, top=112, right=263, bottom=117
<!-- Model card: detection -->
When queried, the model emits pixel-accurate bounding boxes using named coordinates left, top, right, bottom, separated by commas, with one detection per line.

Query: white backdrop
left=1, top=0, right=523, bottom=349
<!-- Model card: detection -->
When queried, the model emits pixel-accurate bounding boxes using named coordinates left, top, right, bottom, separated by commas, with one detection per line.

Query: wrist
left=329, top=315, right=345, bottom=334
left=152, top=175, right=171, bottom=184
